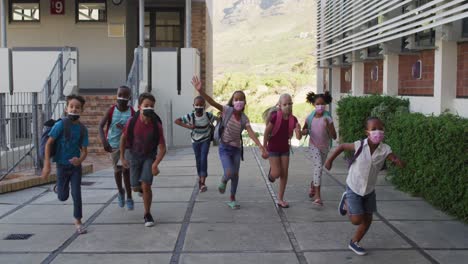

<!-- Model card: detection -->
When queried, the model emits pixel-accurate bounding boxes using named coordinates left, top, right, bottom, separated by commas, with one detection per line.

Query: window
left=463, top=18, right=468, bottom=38
left=145, top=9, right=184, bottom=48
left=9, top=0, right=40, bottom=22
left=412, top=60, right=422, bottom=80
left=367, top=45, right=381, bottom=58
left=76, top=0, right=107, bottom=22
left=371, top=65, right=379, bottom=81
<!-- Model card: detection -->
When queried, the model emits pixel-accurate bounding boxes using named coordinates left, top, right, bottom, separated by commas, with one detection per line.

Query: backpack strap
left=348, top=139, right=365, bottom=168
left=271, top=111, right=296, bottom=138
left=152, top=114, right=162, bottom=154
left=78, top=123, right=86, bottom=148
left=105, top=105, right=116, bottom=138
left=126, top=111, right=139, bottom=148
left=62, top=117, right=72, bottom=141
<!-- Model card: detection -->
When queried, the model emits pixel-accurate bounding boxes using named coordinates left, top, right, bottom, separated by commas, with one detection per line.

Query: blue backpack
left=39, top=118, right=86, bottom=161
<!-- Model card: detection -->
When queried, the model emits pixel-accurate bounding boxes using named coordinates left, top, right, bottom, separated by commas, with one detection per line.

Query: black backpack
left=127, top=111, right=162, bottom=154
left=39, top=118, right=86, bottom=161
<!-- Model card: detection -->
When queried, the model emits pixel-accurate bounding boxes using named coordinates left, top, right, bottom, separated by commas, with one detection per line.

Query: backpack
left=190, top=112, right=215, bottom=142
left=39, top=118, right=86, bottom=161
left=105, top=105, right=135, bottom=138
left=126, top=111, right=162, bottom=155
left=270, top=110, right=296, bottom=139
left=213, top=106, right=248, bottom=160
left=305, top=110, right=333, bottom=148
left=346, top=139, right=364, bottom=168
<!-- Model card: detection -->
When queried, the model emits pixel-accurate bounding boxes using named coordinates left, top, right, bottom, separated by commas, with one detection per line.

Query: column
left=383, top=54, right=399, bottom=96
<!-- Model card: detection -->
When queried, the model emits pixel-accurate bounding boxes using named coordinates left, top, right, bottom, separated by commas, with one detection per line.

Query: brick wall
left=191, top=2, right=207, bottom=90
left=364, top=60, right=383, bottom=94
left=457, top=42, right=468, bottom=98
left=340, top=66, right=352, bottom=93
left=398, top=50, right=435, bottom=96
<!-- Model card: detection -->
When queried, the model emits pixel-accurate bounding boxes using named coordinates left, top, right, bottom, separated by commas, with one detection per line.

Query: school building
left=0, top=0, right=213, bottom=178
left=315, top=0, right=468, bottom=118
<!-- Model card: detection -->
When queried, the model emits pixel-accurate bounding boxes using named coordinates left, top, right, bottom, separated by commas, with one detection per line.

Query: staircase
left=80, top=95, right=117, bottom=155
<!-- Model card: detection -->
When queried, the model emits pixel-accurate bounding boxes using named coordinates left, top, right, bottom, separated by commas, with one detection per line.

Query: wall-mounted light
left=344, top=70, right=351, bottom=82
left=412, top=60, right=422, bottom=80
left=371, top=65, right=379, bottom=81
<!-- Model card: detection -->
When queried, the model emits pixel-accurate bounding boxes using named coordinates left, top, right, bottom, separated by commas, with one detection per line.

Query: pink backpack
left=270, top=110, right=296, bottom=138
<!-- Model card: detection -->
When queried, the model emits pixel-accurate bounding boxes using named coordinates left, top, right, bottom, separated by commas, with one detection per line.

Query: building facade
left=315, top=0, right=468, bottom=117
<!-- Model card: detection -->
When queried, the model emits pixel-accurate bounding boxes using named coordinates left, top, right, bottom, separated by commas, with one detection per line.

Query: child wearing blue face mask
left=175, top=96, right=216, bottom=192
left=325, top=117, right=405, bottom=256
left=302, top=92, right=337, bottom=206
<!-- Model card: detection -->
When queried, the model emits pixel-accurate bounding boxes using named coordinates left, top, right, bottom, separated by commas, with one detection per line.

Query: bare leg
left=277, top=155, right=290, bottom=203
left=142, top=182, right=152, bottom=215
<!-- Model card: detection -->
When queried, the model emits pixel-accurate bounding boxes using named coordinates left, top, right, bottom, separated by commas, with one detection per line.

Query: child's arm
left=324, top=143, right=355, bottom=170
left=192, top=76, right=223, bottom=112
left=301, top=122, right=309, bottom=136
left=263, top=122, right=273, bottom=148
left=70, top=147, right=88, bottom=166
left=41, top=137, right=55, bottom=179
left=246, top=125, right=267, bottom=156
left=152, top=144, right=167, bottom=176
left=98, top=113, right=112, bottom=152
left=174, top=117, right=194, bottom=130
left=387, top=153, right=405, bottom=168
left=326, top=118, right=337, bottom=140
left=120, top=133, right=129, bottom=169
left=295, top=122, right=302, bottom=140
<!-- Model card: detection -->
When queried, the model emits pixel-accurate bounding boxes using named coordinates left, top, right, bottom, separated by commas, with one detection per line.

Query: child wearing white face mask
left=175, top=96, right=216, bottom=192
left=325, top=117, right=405, bottom=256
left=302, top=92, right=337, bottom=206
left=262, top=94, right=302, bottom=208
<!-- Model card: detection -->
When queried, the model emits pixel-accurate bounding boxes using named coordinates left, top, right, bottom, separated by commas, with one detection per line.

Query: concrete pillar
left=139, top=0, right=145, bottom=47
left=316, top=67, right=324, bottom=94
left=185, top=0, right=192, bottom=48
left=434, top=39, right=457, bottom=114
left=1, top=0, right=6, bottom=47
left=383, top=54, right=399, bottom=96
left=351, top=62, right=364, bottom=96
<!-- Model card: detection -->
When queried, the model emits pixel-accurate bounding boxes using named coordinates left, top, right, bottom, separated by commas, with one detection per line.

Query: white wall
left=0, top=49, right=9, bottom=93
left=6, top=0, right=128, bottom=89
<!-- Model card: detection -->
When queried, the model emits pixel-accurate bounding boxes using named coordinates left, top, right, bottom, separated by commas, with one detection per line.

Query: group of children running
left=40, top=75, right=405, bottom=256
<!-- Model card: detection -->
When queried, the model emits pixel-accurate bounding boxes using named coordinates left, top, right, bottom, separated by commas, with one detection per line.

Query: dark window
left=145, top=9, right=184, bottom=48
left=10, top=112, right=32, bottom=148
left=9, top=0, right=40, bottom=22
left=76, top=0, right=107, bottom=22
left=463, top=18, right=468, bottom=38
left=367, top=45, right=381, bottom=58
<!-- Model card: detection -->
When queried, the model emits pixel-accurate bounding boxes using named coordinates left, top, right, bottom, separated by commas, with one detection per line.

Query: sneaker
left=338, top=191, right=347, bottom=216
left=126, top=199, right=134, bottom=210
left=227, top=200, right=240, bottom=209
left=144, top=213, right=155, bottom=227
left=117, top=192, right=125, bottom=208
left=218, top=181, right=227, bottom=194
left=348, top=240, right=367, bottom=256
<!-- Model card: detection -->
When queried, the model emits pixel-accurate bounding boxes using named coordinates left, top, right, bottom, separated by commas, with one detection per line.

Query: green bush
left=337, top=95, right=468, bottom=222
left=336, top=95, right=409, bottom=143
left=386, top=113, right=468, bottom=222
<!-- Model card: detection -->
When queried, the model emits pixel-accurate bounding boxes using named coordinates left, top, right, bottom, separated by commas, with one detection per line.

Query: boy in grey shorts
left=99, top=86, right=135, bottom=210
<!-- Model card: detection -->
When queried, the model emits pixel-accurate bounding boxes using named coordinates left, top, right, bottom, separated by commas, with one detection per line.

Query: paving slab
left=0, top=224, right=75, bottom=252
left=0, top=204, right=17, bottom=217
left=373, top=186, right=422, bottom=201
left=0, top=253, right=48, bottom=264
left=426, top=250, right=468, bottom=264
left=183, top=223, right=292, bottom=251
left=291, top=221, right=411, bottom=250
left=378, top=201, right=454, bottom=220
left=151, top=187, right=193, bottom=202
left=52, top=253, right=172, bottom=264
left=64, top=224, right=181, bottom=252
left=153, top=176, right=197, bottom=188
left=0, top=187, right=46, bottom=204
left=304, top=250, right=431, bottom=264
left=190, top=201, right=280, bottom=223
left=281, top=185, right=346, bottom=202
left=31, top=189, right=116, bottom=205
left=0, top=204, right=102, bottom=224
left=390, top=221, right=468, bottom=248
left=95, top=202, right=188, bottom=223
left=179, top=253, right=299, bottom=264
left=196, top=186, right=272, bottom=202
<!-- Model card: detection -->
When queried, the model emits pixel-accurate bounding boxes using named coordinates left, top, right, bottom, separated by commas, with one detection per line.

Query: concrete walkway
left=0, top=147, right=467, bottom=264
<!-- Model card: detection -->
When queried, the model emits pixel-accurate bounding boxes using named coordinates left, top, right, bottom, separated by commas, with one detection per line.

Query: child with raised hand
left=263, top=94, right=302, bottom=208
left=99, top=86, right=135, bottom=210
left=41, top=95, right=89, bottom=235
left=302, top=91, right=337, bottom=206
left=174, top=96, right=216, bottom=192
left=325, top=117, right=405, bottom=256
left=120, top=93, right=166, bottom=227
left=192, top=76, right=267, bottom=209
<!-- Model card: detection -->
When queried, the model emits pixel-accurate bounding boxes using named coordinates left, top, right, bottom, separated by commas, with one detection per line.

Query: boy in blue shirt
left=41, top=95, right=89, bottom=234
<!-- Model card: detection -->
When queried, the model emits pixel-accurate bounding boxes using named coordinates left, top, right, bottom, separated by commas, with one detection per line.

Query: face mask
left=315, top=105, right=326, bottom=113
left=368, top=130, right=385, bottom=144
left=281, top=105, right=292, bottom=114
left=233, top=101, right=245, bottom=111
left=194, top=106, right=204, bottom=115
left=68, top=113, right=80, bottom=121
left=142, top=107, right=154, bottom=117
left=117, top=97, right=129, bottom=108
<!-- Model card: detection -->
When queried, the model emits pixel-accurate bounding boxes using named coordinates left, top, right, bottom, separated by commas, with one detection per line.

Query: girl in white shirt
left=324, top=117, right=405, bottom=256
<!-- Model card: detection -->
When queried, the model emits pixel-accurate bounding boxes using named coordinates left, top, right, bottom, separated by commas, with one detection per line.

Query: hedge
left=336, top=95, right=468, bottom=222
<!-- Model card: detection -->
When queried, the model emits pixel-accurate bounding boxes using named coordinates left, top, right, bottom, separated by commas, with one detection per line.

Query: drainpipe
left=139, top=0, right=144, bottom=47
left=1, top=0, right=6, bottom=47
left=185, top=0, right=191, bottom=48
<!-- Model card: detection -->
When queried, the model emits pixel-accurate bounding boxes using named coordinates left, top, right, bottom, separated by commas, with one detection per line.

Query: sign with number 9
left=51, top=0, right=65, bottom=15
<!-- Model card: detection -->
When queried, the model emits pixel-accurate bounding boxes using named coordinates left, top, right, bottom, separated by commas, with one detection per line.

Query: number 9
left=55, top=1, right=63, bottom=13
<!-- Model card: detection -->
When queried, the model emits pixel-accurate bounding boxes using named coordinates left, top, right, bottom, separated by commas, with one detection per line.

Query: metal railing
left=0, top=48, right=74, bottom=181
left=126, top=46, right=144, bottom=105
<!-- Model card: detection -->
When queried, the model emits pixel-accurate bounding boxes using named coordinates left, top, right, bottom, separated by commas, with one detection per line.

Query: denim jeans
left=218, top=143, right=241, bottom=196
left=56, top=164, right=83, bottom=219
left=192, top=140, right=211, bottom=177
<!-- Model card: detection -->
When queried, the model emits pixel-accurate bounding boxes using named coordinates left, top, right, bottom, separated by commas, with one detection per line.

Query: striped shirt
left=180, top=111, right=216, bottom=143
left=221, top=105, right=250, bottom=148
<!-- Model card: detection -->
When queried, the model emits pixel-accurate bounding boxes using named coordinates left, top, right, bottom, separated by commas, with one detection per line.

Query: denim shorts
left=268, top=151, right=290, bottom=157
left=126, top=150, right=155, bottom=187
left=346, top=185, right=377, bottom=215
